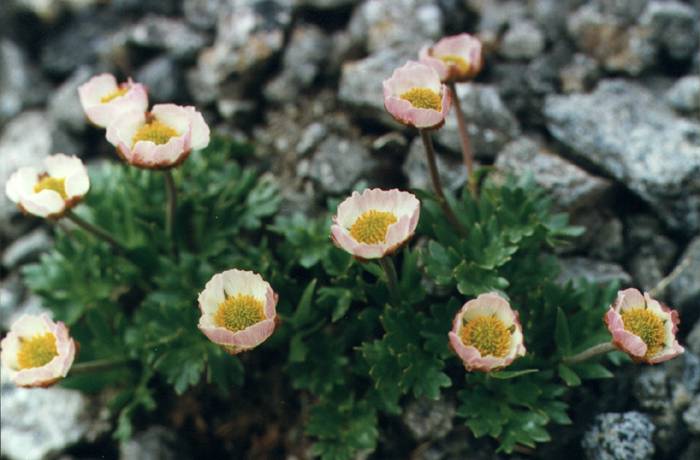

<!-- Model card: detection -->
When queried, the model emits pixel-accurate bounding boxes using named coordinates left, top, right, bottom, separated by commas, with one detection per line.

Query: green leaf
left=555, top=307, right=572, bottom=355
left=490, top=369, right=539, bottom=380
left=558, top=364, right=581, bottom=387
left=572, top=362, right=614, bottom=380
left=292, top=279, right=317, bottom=326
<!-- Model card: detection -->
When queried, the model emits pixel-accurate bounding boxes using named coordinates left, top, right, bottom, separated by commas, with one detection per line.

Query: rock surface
left=500, top=20, right=546, bottom=60
left=403, top=137, right=467, bottom=193
left=557, top=257, right=632, bottom=286
left=402, top=397, right=455, bottom=442
left=582, top=412, right=655, bottom=460
left=667, top=236, right=700, bottom=313
left=545, top=80, right=700, bottom=235
left=666, top=76, right=700, bottom=114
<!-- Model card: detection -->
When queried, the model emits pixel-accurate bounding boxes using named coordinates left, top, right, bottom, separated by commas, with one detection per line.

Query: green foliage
left=22, top=139, right=620, bottom=458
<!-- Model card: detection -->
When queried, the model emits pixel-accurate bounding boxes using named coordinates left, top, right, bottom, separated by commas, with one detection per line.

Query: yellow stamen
left=439, top=54, right=471, bottom=74
left=100, top=86, right=129, bottom=103
left=459, top=315, right=512, bottom=358
left=349, top=210, right=398, bottom=244
left=399, top=87, right=442, bottom=111
left=621, top=308, right=666, bottom=358
left=214, top=294, right=265, bottom=332
left=17, top=333, right=58, bottom=369
left=132, top=120, right=179, bottom=147
left=33, top=176, right=67, bottom=199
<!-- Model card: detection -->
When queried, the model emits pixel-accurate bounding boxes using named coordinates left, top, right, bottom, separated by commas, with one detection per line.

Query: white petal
left=5, top=167, right=39, bottom=203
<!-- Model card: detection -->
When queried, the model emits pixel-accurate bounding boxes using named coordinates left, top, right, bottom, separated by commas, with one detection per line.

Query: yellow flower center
left=621, top=308, right=666, bottom=358
left=17, top=333, right=59, bottom=369
left=214, top=294, right=265, bottom=332
left=399, top=87, right=442, bottom=111
left=132, top=120, right=179, bottom=147
left=459, top=315, right=512, bottom=358
left=439, top=54, right=471, bottom=74
left=349, top=210, right=398, bottom=244
left=100, top=86, right=130, bottom=103
left=33, top=176, right=67, bottom=199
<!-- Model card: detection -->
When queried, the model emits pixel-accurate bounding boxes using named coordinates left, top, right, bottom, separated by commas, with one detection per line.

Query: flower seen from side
left=198, top=269, right=278, bottom=355
left=78, top=73, right=148, bottom=128
left=331, top=188, right=420, bottom=260
left=5, top=154, right=90, bottom=218
left=449, top=292, right=526, bottom=372
left=106, top=104, right=210, bottom=169
left=383, top=61, right=451, bottom=129
left=604, top=288, right=684, bottom=364
left=0, top=314, right=76, bottom=388
left=419, top=33, right=483, bottom=82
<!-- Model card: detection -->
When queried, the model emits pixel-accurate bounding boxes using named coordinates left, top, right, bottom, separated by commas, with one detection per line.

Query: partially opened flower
left=78, top=73, right=148, bottom=128
left=106, top=104, right=210, bottom=169
left=419, top=33, right=483, bottom=82
left=198, top=269, right=278, bottom=355
left=1, top=314, right=76, bottom=388
left=5, top=154, right=90, bottom=218
left=605, top=288, right=684, bottom=364
left=448, top=293, right=526, bottom=372
left=383, top=61, right=451, bottom=129
left=331, top=188, right=420, bottom=260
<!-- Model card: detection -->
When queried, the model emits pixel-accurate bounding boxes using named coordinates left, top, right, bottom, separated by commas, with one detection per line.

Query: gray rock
left=559, top=53, right=600, bottom=93
left=265, top=25, right=330, bottom=103
left=183, top=0, right=225, bottom=30
left=303, top=134, right=377, bottom=194
left=588, top=216, right=625, bottom=262
left=1, top=227, right=52, bottom=269
left=110, top=0, right=179, bottom=14
left=495, top=137, right=611, bottom=212
left=338, top=46, right=419, bottom=127
left=640, top=0, right=699, bottom=61
left=689, top=319, right=700, bottom=356
left=119, top=425, right=190, bottom=460
left=348, top=0, right=443, bottom=54
left=681, top=440, right=700, bottom=460
left=557, top=257, right=632, bottom=286
left=403, top=137, right=467, bottom=194
left=296, top=0, right=356, bottom=9
left=434, top=84, right=520, bottom=160
left=597, top=0, right=650, bottom=23
left=0, top=40, right=48, bottom=126
left=684, top=394, right=700, bottom=435
left=667, top=237, right=700, bottom=313
left=666, top=76, right=700, bottom=115
left=581, top=412, right=655, bottom=460
left=0, top=295, right=49, bottom=331
left=48, top=66, right=93, bottom=133
left=545, top=80, right=700, bottom=235
left=567, top=4, right=655, bottom=75
left=0, top=274, right=24, bottom=330
left=500, top=20, right=546, bottom=60
left=296, top=122, right=328, bottom=156
left=128, top=15, right=208, bottom=60
left=135, top=56, right=184, bottom=103
left=0, top=372, right=94, bottom=460
left=190, top=0, right=293, bottom=102
left=402, top=397, right=455, bottom=442
left=529, top=0, right=581, bottom=42
left=0, top=112, right=53, bottom=231
left=625, top=214, right=677, bottom=291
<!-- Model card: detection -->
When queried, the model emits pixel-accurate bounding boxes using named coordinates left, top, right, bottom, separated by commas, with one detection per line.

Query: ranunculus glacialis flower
left=5, top=154, right=90, bottom=218
left=198, top=269, right=278, bottom=355
left=331, top=188, right=420, bottom=260
left=78, top=73, right=148, bottom=128
left=1, top=314, right=76, bottom=388
left=605, top=288, right=683, bottom=364
left=449, top=293, right=526, bottom=372
left=383, top=61, right=451, bottom=129
left=419, top=33, right=483, bottom=82
left=106, top=104, right=210, bottom=169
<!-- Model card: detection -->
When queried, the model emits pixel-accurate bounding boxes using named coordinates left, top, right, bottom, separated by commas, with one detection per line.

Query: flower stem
left=163, top=169, right=177, bottom=242
left=379, top=256, right=401, bottom=305
left=563, top=342, right=616, bottom=365
left=649, top=251, right=694, bottom=298
left=70, top=357, right=131, bottom=375
left=447, top=81, right=476, bottom=196
left=419, top=129, right=467, bottom=235
left=65, top=210, right=127, bottom=252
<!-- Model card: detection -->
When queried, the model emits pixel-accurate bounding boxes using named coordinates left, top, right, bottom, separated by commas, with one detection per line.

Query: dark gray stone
left=597, top=0, right=650, bottom=23
left=684, top=394, right=700, bottom=435
left=559, top=53, right=600, bottom=93
left=348, top=0, right=443, bottom=54
left=625, top=214, right=677, bottom=291
left=667, top=237, right=700, bottom=313
left=434, top=84, right=520, bottom=160
left=500, top=20, right=546, bottom=60
left=119, top=426, right=190, bottom=460
left=183, top=0, right=225, bottom=30
left=135, top=56, right=184, bottom=103
left=296, top=122, right=328, bottom=156
left=1, top=228, right=52, bottom=269
left=689, top=319, right=700, bottom=356
left=640, top=0, right=699, bottom=61
left=110, top=0, right=179, bottom=14
left=558, top=257, right=632, bottom=286
left=0, top=39, right=48, bottom=126
left=47, top=66, right=93, bottom=133
left=0, top=274, right=24, bottom=329
left=495, top=137, right=611, bottom=212
left=402, top=137, right=467, bottom=194
left=666, top=76, right=700, bottom=115
left=588, top=216, right=625, bottom=262
left=402, top=397, right=455, bottom=442
left=128, top=16, right=207, bottom=60
left=545, top=80, right=700, bottom=235
left=582, top=412, right=655, bottom=460
left=303, top=134, right=377, bottom=194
